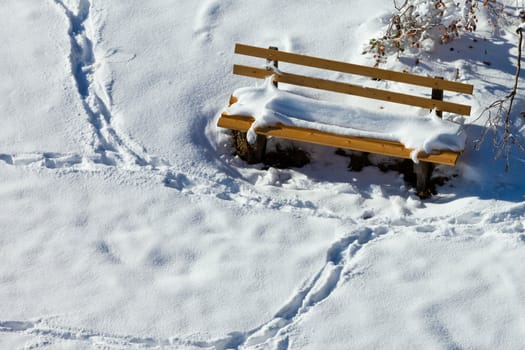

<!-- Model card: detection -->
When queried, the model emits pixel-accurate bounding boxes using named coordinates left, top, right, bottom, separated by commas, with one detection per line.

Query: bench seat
left=219, top=77, right=466, bottom=166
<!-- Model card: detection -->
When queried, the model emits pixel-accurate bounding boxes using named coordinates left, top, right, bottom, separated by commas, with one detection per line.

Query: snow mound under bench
left=226, top=77, right=467, bottom=162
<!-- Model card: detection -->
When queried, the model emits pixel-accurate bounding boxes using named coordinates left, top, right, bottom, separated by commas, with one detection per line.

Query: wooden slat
left=235, top=43, right=474, bottom=95
left=217, top=113, right=460, bottom=166
left=234, top=65, right=471, bottom=116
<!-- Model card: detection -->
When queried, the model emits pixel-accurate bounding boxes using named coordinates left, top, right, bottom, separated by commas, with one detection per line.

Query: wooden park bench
left=217, top=43, right=474, bottom=195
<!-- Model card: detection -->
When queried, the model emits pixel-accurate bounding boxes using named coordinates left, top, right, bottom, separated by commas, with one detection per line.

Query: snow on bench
left=227, top=77, right=466, bottom=164
left=217, top=44, right=474, bottom=194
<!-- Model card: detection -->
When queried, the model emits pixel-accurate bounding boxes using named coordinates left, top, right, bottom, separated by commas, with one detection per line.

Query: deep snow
left=2, top=1, right=525, bottom=349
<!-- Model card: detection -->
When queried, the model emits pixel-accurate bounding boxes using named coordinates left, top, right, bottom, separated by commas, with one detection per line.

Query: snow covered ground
left=2, top=0, right=525, bottom=349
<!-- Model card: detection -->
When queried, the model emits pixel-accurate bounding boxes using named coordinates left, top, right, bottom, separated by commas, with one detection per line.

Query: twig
left=393, top=0, right=408, bottom=11
left=506, top=28, right=522, bottom=127
left=474, top=28, right=523, bottom=171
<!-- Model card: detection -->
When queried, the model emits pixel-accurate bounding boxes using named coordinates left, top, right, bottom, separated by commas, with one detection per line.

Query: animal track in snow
left=0, top=226, right=389, bottom=350
left=198, top=226, right=391, bottom=349
left=0, top=321, right=35, bottom=332
left=416, top=224, right=436, bottom=233
left=0, top=151, right=158, bottom=171
left=0, top=318, right=207, bottom=349
left=193, top=0, right=230, bottom=43
left=0, top=152, right=83, bottom=169
left=51, top=0, right=170, bottom=170
left=0, top=1, right=189, bottom=188
left=0, top=150, right=199, bottom=196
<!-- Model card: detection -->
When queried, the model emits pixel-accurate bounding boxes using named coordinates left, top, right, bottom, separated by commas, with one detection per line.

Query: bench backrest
left=232, top=43, right=473, bottom=116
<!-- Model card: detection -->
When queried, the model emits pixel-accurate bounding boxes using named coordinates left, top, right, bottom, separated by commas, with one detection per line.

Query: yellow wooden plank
left=235, top=43, right=474, bottom=95
left=234, top=65, right=471, bottom=116
left=217, top=113, right=460, bottom=166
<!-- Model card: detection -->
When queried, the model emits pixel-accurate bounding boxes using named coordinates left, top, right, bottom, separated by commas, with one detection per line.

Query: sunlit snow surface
left=2, top=1, right=525, bottom=349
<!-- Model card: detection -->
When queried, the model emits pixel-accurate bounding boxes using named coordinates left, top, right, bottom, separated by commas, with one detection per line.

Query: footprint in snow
left=0, top=152, right=84, bottom=169
left=0, top=320, right=35, bottom=332
left=416, top=225, right=436, bottom=233
left=193, top=0, right=227, bottom=42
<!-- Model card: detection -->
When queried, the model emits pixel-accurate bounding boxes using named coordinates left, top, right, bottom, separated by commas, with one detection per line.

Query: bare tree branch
left=474, top=28, right=523, bottom=171
left=393, top=0, right=408, bottom=11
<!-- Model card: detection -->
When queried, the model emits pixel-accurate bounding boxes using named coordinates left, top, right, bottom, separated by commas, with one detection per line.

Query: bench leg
left=413, top=161, right=434, bottom=197
left=232, top=130, right=267, bottom=164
